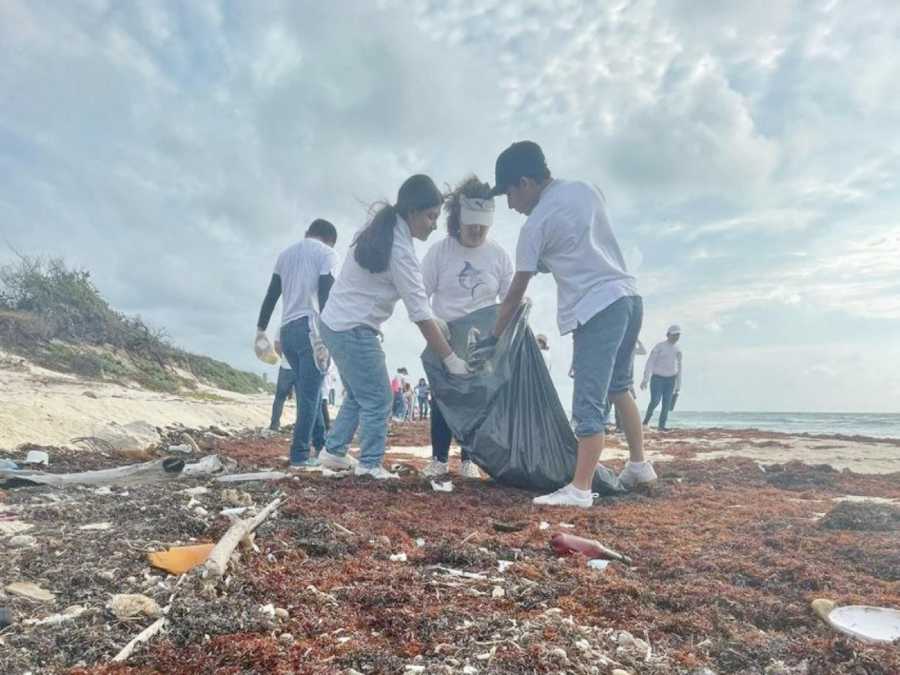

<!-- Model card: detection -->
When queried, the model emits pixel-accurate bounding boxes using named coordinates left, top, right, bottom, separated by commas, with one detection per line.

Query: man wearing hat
left=471, top=141, right=656, bottom=507
left=641, top=325, right=683, bottom=431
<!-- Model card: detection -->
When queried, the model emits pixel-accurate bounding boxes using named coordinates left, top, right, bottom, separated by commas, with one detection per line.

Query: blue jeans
left=269, top=367, right=296, bottom=431
left=321, top=322, right=392, bottom=469
left=644, top=374, right=676, bottom=430
left=571, top=296, right=643, bottom=438
left=280, top=317, right=326, bottom=463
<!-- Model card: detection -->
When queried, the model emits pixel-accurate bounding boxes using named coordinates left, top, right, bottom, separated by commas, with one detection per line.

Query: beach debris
left=148, top=543, right=216, bottom=575
left=221, top=507, right=250, bottom=518
left=0, top=458, right=19, bottom=470
left=9, top=534, right=36, bottom=548
left=6, top=581, right=56, bottom=603
left=112, top=616, right=167, bottom=663
left=221, top=488, right=254, bottom=507
left=215, top=471, right=287, bottom=483
left=25, top=605, right=87, bottom=627
left=181, top=486, right=209, bottom=497
left=587, top=559, right=611, bottom=572
left=0, top=607, right=13, bottom=629
left=108, top=594, right=161, bottom=620
left=539, top=521, right=550, bottom=530
left=0, top=519, right=33, bottom=536
left=204, top=497, right=282, bottom=578
left=259, top=603, right=276, bottom=618
left=497, top=560, right=514, bottom=573
left=166, top=444, right=193, bottom=454
left=92, top=421, right=162, bottom=453
left=558, top=522, right=575, bottom=529
left=430, top=480, right=454, bottom=492
left=23, top=450, right=50, bottom=466
left=275, top=607, right=289, bottom=620
left=390, top=552, right=408, bottom=562
left=182, top=454, right=226, bottom=477
left=491, top=586, right=505, bottom=599
left=79, top=522, right=112, bottom=531
left=550, top=532, right=633, bottom=565
left=812, top=598, right=900, bottom=644
left=1, top=456, right=186, bottom=488
left=491, top=520, right=527, bottom=533
left=613, top=630, right=651, bottom=661
left=415, top=537, right=426, bottom=547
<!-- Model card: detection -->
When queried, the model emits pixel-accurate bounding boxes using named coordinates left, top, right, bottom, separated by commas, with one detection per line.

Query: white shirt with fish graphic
left=422, top=236, right=514, bottom=322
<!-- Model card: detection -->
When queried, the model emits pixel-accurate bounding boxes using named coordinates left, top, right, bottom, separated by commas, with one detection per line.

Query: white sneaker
left=319, top=449, right=358, bottom=471
left=459, top=460, right=481, bottom=479
left=618, top=461, right=658, bottom=489
left=532, top=484, right=593, bottom=508
left=421, top=459, right=449, bottom=477
left=354, top=464, right=399, bottom=480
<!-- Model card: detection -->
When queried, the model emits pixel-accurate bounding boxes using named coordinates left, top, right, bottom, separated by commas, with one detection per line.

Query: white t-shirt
left=642, top=340, right=683, bottom=390
left=322, top=217, right=432, bottom=332
left=516, top=180, right=637, bottom=335
left=274, top=239, right=339, bottom=327
left=422, top=236, right=514, bottom=322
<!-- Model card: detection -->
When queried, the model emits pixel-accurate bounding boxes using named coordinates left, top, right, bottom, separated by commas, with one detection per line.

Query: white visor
left=459, top=196, right=495, bottom=227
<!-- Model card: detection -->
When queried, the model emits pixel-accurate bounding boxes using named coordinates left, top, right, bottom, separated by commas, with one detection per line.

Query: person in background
left=415, top=378, right=430, bottom=420
left=326, top=362, right=338, bottom=407
left=319, top=174, right=468, bottom=480
left=403, top=382, right=415, bottom=422
left=320, top=383, right=331, bottom=431
left=269, top=340, right=297, bottom=432
left=472, top=141, right=656, bottom=506
left=257, top=219, right=337, bottom=468
left=421, top=175, right=514, bottom=479
left=536, top=334, right=552, bottom=373
left=391, top=371, right=404, bottom=421
left=641, top=326, right=683, bottom=431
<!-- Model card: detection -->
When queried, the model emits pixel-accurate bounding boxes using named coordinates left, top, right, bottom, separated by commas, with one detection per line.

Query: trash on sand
left=0, top=607, right=12, bottom=629
left=491, top=586, right=505, bottom=599
left=812, top=598, right=900, bottom=644
left=558, top=522, right=575, bottom=529
left=0, top=520, right=33, bottom=536
left=25, top=605, right=87, bottom=627
left=147, top=543, right=215, bottom=575
left=550, top=532, right=633, bottom=565
left=215, top=471, right=287, bottom=483
left=79, top=522, right=112, bottom=531
left=415, top=537, right=426, bottom=547
left=587, top=559, right=611, bottom=572
left=23, top=450, right=50, bottom=466
left=221, top=507, right=250, bottom=517
left=0, top=458, right=18, bottom=470
left=539, top=521, right=550, bottom=530
left=108, top=594, right=161, bottom=620
left=497, top=560, right=514, bottom=573
left=5, top=581, right=56, bottom=603
left=221, top=488, right=254, bottom=506
left=390, top=552, right=408, bottom=562
left=430, top=480, right=454, bottom=492
left=166, top=444, right=193, bottom=454
left=181, top=486, right=209, bottom=497
left=259, top=603, right=276, bottom=618
left=182, top=455, right=225, bottom=477
left=1, top=456, right=187, bottom=488
left=492, top=520, right=527, bottom=533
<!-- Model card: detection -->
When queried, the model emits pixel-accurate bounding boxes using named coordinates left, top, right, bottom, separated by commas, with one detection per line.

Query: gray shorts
left=571, top=295, right=643, bottom=438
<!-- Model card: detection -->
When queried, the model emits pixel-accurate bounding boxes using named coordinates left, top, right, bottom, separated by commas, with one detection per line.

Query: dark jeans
left=281, top=317, right=326, bottom=463
left=392, top=390, right=405, bottom=418
left=418, top=396, right=429, bottom=419
left=643, top=374, right=677, bottom=430
left=270, top=367, right=296, bottom=431
left=431, top=400, right=470, bottom=464
left=321, top=398, right=331, bottom=431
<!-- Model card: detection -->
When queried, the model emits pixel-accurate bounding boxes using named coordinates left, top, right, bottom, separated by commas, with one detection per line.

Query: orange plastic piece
left=147, top=543, right=215, bottom=575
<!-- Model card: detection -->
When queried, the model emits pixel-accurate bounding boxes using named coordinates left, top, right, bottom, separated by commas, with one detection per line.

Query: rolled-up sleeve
left=390, top=241, right=433, bottom=323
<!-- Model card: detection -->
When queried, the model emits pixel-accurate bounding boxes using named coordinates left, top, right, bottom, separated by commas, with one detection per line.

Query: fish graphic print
left=457, top=261, right=487, bottom=298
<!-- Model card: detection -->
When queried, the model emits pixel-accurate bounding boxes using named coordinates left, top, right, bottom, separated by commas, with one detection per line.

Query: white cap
left=667, top=324, right=681, bottom=335
left=459, top=196, right=495, bottom=227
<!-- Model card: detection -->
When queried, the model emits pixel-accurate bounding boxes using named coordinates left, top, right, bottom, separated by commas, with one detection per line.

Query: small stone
left=575, top=639, right=591, bottom=652
left=259, top=603, right=276, bottom=618
left=389, top=552, right=408, bottom=562
left=462, top=666, right=478, bottom=674
left=278, top=632, right=294, bottom=645
left=548, top=647, right=568, bottom=662
left=194, top=506, right=209, bottom=517
left=108, top=594, right=160, bottom=620
left=221, top=488, right=253, bottom=507
left=491, top=586, right=505, bottom=599
left=182, top=486, right=209, bottom=496
left=376, top=535, right=391, bottom=546
left=404, top=666, right=425, bottom=673
left=275, top=607, right=289, bottom=620
left=9, top=534, right=36, bottom=548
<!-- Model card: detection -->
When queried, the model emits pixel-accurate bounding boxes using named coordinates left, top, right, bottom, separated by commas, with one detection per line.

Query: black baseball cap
left=489, top=141, right=549, bottom=196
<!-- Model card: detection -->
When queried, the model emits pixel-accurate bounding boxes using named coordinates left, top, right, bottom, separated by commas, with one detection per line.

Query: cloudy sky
left=2, top=0, right=899, bottom=413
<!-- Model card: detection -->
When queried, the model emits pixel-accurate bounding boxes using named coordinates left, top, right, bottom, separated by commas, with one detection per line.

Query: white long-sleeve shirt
left=322, top=216, right=433, bottom=332
left=642, top=340, right=682, bottom=390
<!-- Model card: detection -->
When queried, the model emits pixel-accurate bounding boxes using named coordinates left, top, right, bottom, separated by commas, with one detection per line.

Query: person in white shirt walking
left=319, top=174, right=469, bottom=480
left=641, top=325, right=683, bottom=431
left=257, top=219, right=338, bottom=468
left=471, top=141, right=656, bottom=508
left=420, top=175, right=514, bottom=480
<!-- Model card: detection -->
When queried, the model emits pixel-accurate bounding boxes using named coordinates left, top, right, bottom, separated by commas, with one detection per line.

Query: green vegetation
left=0, top=257, right=272, bottom=394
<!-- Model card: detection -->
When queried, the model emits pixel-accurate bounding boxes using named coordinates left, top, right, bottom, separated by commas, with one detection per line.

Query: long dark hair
left=354, top=174, right=443, bottom=273
left=444, top=175, right=492, bottom=241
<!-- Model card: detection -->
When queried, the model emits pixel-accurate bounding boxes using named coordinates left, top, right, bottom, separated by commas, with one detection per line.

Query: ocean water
left=670, top=411, right=900, bottom=440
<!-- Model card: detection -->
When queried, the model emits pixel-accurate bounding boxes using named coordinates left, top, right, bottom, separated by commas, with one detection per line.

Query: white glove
left=254, top=331, right=278, bottom=365
left=443, top=352, right=469, bottom=376
left=313, top=338, right=330, bottom=373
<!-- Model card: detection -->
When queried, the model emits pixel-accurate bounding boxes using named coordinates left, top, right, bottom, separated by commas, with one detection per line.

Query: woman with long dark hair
left=420, top=175, right=513, bottom=479
left=319, top=175, right=468, bottom=479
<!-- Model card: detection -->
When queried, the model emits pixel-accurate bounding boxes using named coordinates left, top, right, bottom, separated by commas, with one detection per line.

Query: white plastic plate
left=827, top=605, right=900, bottom=644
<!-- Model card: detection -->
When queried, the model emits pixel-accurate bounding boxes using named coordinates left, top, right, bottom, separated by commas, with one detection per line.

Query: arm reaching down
left=417, top=319, right=468, bottom=375
left=257, top=274, right=282, bottom=331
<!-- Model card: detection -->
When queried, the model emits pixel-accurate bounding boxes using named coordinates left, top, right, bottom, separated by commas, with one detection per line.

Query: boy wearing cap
left=472, top=141, right=656, bottom=507
left=641, top=325, right=683, bottom=431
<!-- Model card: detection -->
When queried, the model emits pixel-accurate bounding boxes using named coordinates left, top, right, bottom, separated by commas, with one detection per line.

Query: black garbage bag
left=422, top=303, right=624, bottom=496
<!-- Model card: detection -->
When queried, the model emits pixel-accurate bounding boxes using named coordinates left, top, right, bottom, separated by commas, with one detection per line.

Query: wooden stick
left=112, top=617, right=166, bottom=663
left=203, top=498, right=282, bottom=578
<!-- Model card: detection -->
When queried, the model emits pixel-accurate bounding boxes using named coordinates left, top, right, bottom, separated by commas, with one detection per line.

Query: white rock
left=275, top=607, right=289, bottom=620
left=259, top=603, right=276, bottom=618
left=167, top=444, right=193, bottom=454
left=548, top=647, right=568, bottom=661
left=278, top=632, right=294, bottom=645
left=389, top=552, right=408, bottom=562
left=491, top=586, right=505, bottom=599
left=6, top=581, right=55, bottom=603
left=575, top=639, right=591, bottom=652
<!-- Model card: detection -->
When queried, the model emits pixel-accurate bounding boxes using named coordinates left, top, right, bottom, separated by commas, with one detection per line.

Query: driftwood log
left=204, top=497, right=282, bottom=577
